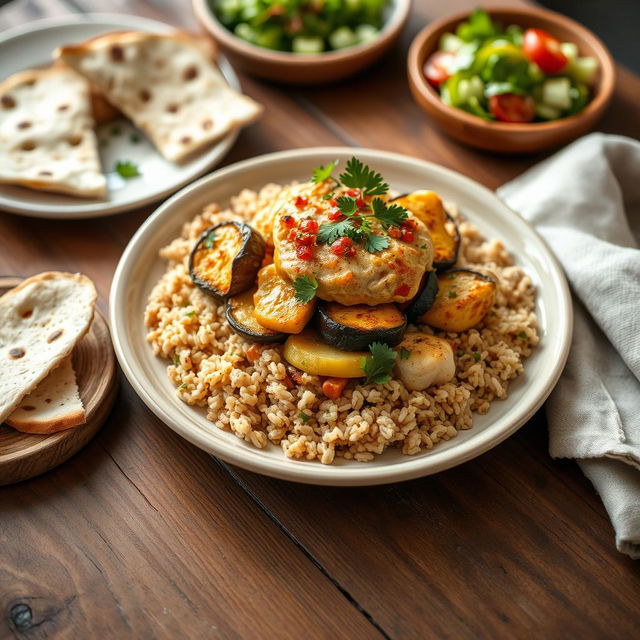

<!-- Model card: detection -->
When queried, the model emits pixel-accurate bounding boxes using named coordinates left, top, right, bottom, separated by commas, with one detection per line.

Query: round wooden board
left=0, top=276, right=118, bottom=485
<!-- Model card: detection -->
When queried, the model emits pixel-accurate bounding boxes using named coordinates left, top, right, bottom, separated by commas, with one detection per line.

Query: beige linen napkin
left=498, top=133, right=640, bottom=559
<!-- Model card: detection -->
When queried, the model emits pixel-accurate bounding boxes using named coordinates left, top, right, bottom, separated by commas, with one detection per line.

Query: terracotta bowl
left=193, top=0, right=411, bottom=84
left=407, top=5, right=615, bottom=154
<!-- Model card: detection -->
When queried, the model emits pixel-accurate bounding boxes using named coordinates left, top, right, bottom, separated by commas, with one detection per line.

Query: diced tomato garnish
left=296, top=244, right=313, bottom=260
left=388, top=227, right=402, bottom=239
left=394, top=283, right=411, bottom=297
left=522, top=28, right=568, bottom=74
left=328, top=209, right=345, bottom=221
left=423, top=50, right=455, bottom=87
left=299, top=219, right=319, bottom=234
left=356, top=197, right=366, bottom=209
left=346, top=188, right=360, bottom=198
left=488, top=93, right=536, bottom=123
left=401, top=230, right=414, bottom=243
left=296, top=233, right=315, bottom=246
left=344, top=245, right=356, bottom=258
left=295, top=195, right=309, bottom=208
left=401, top=219, right=417, bottom=231
left=281, top=215, right=296, bottom=228
left=330, top=236, right=352, bottom=257
left=329, top=198, right=338, bottom=207
left=288, top=229, right=297, bottom=241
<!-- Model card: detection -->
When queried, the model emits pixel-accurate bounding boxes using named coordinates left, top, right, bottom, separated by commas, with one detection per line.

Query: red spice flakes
left=296, top=244, right=313, bottom=260
left=294, top=195, right=308, bottom=208
left=281, top=214, right=296, bottom=228
left=299, top=218, right=318, bottom=234
left=394, top=283, right=411, bottom=297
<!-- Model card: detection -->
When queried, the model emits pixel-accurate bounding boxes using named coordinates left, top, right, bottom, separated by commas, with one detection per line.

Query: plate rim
left=109, top=146, right=573, bottom=486
left=0, top=12, right=241, bottom=219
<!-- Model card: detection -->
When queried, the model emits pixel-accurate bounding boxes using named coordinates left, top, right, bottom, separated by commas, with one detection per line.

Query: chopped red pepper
left=401, top=219, right=417, bottom=231
left=296, top=233, right=315, bottom=246
left=295, top=195, right=308, bottom=208
left=299, top=219, right=319, bottom=234
left=329, top=198, right=338, bottom=207
left=401, top=230, right=414, bottom=243
left=388, top=227, right=402, bottom=239
left=327, top=209, right=345, bottom=221
left=331, top=236, right=353, bottom=257
left=394, top=283, right=410, bottom=297
left=346, top=188, right=360, bottom=198
left=281, top=215, right=296, bottom=228
left=296, top=244, right=313, bottom=260
left=356, top=197, right=366, bottom=209
left=288, top=229, right=297, bottom=241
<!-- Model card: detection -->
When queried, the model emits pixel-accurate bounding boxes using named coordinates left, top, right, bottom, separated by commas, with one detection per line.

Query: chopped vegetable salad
left=424, top=8, right=599, bottom=122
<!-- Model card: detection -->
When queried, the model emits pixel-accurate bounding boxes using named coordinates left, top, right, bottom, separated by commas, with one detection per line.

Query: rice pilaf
left=144, top=183, right=538, bottom=464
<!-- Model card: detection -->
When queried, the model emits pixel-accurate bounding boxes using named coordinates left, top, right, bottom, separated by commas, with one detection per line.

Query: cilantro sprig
left=360, top=342, right=398, bottom=385
left=311, top=160, right=339, bottom=185
left=293, top=275, right=318, bottom=303
left=339, top=157, right=389, bottom=196
left=115, top=160, right=140, bottom=178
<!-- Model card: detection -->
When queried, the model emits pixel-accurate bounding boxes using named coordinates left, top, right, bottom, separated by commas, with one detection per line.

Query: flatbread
left=56, top=31, right=263, bottom=162
left=0, top=66, right=106, bottom=198
left=0, top=272, right=96, bottom=425
left=6, top=356, right=86, bottom=434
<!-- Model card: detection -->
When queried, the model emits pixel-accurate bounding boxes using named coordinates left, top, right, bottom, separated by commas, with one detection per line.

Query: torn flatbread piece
left=6, top=356, right=86, bottom=434
left=0, top=67, right=106, bottom=198
left=56, top=31, right=263, bottom=163
left=0, top=272, right=96, bottom=425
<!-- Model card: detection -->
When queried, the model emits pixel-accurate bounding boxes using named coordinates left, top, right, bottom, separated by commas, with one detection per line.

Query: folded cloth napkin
left=498, top=133, right=640, bottom=559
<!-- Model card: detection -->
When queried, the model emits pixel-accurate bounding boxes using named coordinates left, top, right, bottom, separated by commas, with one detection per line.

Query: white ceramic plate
left=110, top=148, right=572, bottom=486
left=0, top=13, right=242, bottom=218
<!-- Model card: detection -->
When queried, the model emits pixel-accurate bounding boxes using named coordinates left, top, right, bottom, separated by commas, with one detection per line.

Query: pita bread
left=6, top=356, right=86, bottom=434
left=0, top=66, right=106, bottom=198
left=56, top=31, right=263, bottom=162
left=0, top=272, right=96, bottom=425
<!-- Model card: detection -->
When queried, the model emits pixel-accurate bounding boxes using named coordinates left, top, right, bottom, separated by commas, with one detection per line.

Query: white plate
left=110, top=148, right=572, bottom=486
left=0, top=13, right=242, bottom=218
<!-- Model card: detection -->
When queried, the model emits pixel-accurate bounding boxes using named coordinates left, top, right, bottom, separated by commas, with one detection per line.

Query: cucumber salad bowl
left=193, top=0, right=411, bottom=84
left=407, top=5, right=615, bottom=154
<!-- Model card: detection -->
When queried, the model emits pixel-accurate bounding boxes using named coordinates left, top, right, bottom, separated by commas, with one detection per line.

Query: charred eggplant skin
left=318, top=302, right=407, bottom=352
left=392, top=191, right=460, bottom=271
left=189, top=221, right=265, bottom=299
left=405, top=271, right=439, bottom=322
left=226, top=288, right=286, bottom=343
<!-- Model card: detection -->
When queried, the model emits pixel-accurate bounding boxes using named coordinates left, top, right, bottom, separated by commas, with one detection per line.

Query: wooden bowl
left=407, top=6, right=615, bottom=154
left=193, top=0, right=411, bottom=84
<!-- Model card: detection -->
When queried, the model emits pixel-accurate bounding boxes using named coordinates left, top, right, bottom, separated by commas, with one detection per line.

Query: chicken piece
left=395, top=333, right=455, bottom=391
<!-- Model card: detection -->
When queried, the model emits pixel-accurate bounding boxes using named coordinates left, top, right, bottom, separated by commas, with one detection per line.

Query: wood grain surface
left=0, top=277, right=117, bottom=486
left=1, top=0, right=639, bottom=638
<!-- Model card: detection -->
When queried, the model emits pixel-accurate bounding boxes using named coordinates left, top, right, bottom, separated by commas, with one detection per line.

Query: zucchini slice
left=226, top=288, right=286, bottom=343
left=404, top=271, right=439, bottom=322
left=189, top=221, right=265, bottom=299
left=419, top=269, right=497, bottom=332
left=283, top=331, right=368, bottom=378
left=253, top=264, right=316, bottom=334
left=392, top=191, right=460, bottom=271
left=318, top=302, right=407, bottom=351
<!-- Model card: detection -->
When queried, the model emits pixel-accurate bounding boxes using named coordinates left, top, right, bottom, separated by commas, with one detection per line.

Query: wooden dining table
left=1, top=0, right=639, bottom=637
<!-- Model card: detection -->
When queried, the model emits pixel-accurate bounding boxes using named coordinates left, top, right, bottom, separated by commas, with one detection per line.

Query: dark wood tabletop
left=1, top=0, right=639, bottom=638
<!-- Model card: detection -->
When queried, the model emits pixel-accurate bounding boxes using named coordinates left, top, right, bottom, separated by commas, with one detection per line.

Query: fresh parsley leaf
left=115, top=160, right=141, bottom=178
left=299, top=412, right=310, bottom=424
left=339, top=157, right=389, bottom=196
left=179, top=383, right=187, bottom=390
left=360, top=342, right=398, bottom=385
left=448, top=290, right=458, bottom=298
left=317, top=219, right=357, bottom=245
left=399, top=347, right=411, bottom=360
left=130, top=133, right=141, bottom=144
left=371, top=198, right=408, bottom=229
left=365, top=233, right=390, bottom=253
left=311, top=160, right=338, bottom=184
left=472, top=352, right=482, bottom=362
left=293, top=275, right=318, bottom=303
left=518, top=331, right=527, bottom=339
left=336, top=195, right=358, bottom=216
left=203, top=230, right=217, bottom=249
left=172, top=354, right=180, bottom=365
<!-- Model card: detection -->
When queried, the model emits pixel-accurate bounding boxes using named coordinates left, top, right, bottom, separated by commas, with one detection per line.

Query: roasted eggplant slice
left=419, top=269, right=497, bottom=332
left=283, top=331, right=368, bottom=378
left=318, top=302, right=407, bottom=351
left=404, top=271, right=439, bottom=322
left=189, top=221, right=265, bottom=299
left=253, top=264, right=316, bottom=334
left=392, top=191, right=460, bottom=271
left=226, top=288, right=286, bottom=343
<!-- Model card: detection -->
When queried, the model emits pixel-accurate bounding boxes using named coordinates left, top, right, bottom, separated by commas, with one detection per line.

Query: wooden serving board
left=0, top=276, right=118, bottom=485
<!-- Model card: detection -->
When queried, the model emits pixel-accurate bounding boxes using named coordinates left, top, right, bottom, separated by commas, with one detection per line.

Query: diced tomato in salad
left=423, top=51, right=455, bottom=87
left=488, top=93, right=536, bottom=123
left=522, top=28, right=568, bottom=74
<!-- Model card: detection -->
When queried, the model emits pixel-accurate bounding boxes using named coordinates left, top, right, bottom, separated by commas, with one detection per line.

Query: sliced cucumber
left=329, top=26, right=358, bottom=50
left=542, top=77, right=572, bottom=110
left=292, top=36, right=324, bottom=54
left=355, top=24, right=379, bottom=44
left=535, top=103, right=562, bottom=120
left=560, top=42, right=578, bottom=63
left=440, top=32, right=464, bottom=53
